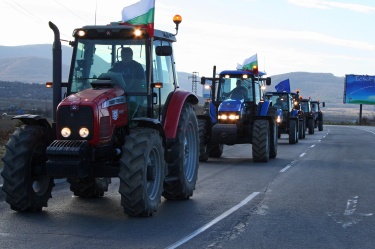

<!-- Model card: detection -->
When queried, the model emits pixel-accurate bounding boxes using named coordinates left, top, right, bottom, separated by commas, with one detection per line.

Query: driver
left=108, top=47, right=146, bottom=91
left=226, top=80, right=248, bottom=99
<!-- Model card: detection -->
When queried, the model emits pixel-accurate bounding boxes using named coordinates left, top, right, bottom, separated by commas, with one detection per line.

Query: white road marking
left=300, top=153, right=306, bottom=157
left=166, top=192, right=260, bottom=249
left=279, top=165, right=291, bottom=173
left=327, top=196, right=373, bottom=228
left=310, top=145, right=315, bottom=148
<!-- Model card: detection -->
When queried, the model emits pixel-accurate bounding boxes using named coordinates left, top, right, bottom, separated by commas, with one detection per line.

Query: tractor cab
left=64, top=23, right=178, bottom=123
left=210, top=70, right=270, bottom=125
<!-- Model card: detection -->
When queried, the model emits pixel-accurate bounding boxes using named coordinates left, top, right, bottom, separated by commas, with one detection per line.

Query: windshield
left=301, top=101, right=310, bottom=112
left=70, top=39, right=147, bottom=93
left=268, top=94, right=290, bottom=111
left=217, top=76, right=254, bottom=102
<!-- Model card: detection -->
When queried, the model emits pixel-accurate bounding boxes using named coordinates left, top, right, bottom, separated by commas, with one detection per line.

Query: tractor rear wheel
left=119, top=128, right=165, bottom=217
left=252, top=120, right=270, bottom=162
left=1, top=125, right=54, bottom=212
left=67, top=177, right=111, bottom=198
left=198, top=119, right=209, bottom=162
left=208, top=143, right=224, bottom=158
left=163, top=103, right=199, bottom=200
left=289, top=120, right=298, bottom=144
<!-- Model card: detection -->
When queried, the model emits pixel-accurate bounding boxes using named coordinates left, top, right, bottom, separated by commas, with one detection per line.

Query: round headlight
left=79, top=127, right=89, bottom=138
left=61, top=127, right=71, bottom=138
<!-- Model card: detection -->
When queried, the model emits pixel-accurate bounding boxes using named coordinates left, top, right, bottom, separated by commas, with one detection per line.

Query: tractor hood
left=61, top=87, right=125, bottom=107
left=218, top=99, right=244, bottom=112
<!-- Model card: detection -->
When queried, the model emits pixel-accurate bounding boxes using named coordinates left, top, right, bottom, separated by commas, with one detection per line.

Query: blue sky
left=1, top=0, right=374, bottom=77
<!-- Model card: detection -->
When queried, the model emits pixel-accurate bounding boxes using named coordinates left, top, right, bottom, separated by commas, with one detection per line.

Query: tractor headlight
left=61, top=127, right=71, bottom=138
left=277, top=117, right=282, bottom=123
left=218, top=113, right=240, bottom=120
left=79, top=127, right=90, bottom=138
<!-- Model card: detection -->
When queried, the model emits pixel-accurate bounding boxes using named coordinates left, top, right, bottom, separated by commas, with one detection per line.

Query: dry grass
left=0, top=117, right=20, bottom=169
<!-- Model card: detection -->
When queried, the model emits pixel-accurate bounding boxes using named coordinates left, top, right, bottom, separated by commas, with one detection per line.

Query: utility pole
left=188, top=72, right=199, bottom=95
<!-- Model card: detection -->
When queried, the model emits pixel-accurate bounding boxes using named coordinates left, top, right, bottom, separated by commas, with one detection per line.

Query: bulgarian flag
left=237, top=54, right=258, bottom=71
left=122, top=0, right=155, bottom=37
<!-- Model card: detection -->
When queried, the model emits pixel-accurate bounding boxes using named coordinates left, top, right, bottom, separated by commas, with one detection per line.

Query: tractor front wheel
left=289, top=120, right=298, bottom=144
left=119, top=128, right=165, bottom=217
left=252, top=120, right=270, bottom=162
left=1, top=125, right=54, bottom=212
left=208, top=143, right=224, bottom=158
left=308, top=119, right=315, bottom=134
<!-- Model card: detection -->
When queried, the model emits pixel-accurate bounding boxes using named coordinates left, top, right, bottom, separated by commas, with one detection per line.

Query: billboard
left=344, top=74, right=375, bottom=104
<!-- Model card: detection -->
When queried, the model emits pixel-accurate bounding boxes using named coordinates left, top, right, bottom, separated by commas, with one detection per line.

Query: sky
left=0, top=0, right=374, bottom=78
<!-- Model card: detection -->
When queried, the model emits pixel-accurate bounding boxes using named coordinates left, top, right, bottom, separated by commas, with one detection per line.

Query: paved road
left=1, top=125, right=375, bottom=249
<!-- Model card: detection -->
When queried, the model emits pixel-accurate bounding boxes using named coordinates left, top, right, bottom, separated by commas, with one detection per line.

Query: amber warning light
left=173, top=15, right=182, bottom=25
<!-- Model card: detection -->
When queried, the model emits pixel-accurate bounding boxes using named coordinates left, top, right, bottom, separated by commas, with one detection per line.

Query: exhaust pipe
left=48, top=21, right=62, bottom=124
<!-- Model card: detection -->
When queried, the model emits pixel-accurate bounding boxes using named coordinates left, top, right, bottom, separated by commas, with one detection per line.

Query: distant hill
left=0, top=44, right=373, bottom=122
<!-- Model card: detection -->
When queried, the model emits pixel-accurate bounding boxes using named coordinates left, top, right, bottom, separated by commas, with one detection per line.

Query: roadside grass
left=0, top=117, right=21, bottom=169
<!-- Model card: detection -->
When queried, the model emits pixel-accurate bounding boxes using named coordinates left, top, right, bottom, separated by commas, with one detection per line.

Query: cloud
left=288, top=0, right=375, bottom=13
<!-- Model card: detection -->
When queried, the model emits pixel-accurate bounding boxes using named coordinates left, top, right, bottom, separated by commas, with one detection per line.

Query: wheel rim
left=183, top=121, right=197, bottom=182
left=31, top=143, right=51, bottom=196
left=146, top=146, right=162, bottom=200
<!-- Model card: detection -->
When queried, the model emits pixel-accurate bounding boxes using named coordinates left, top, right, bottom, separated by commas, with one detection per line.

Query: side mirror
left=200, top=76, right=206, bottom=85
left=322, top=102, right=325, bottom=107
left=155, top=46, right=172, bottom=56
left=266, top=77, right=271, bottom=86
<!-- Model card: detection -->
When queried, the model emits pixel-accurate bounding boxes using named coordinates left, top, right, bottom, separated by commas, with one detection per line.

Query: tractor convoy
left=0, top=14, right=325, bottom=217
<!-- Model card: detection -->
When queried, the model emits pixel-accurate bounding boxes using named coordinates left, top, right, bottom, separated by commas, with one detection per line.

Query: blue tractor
left=265, top=91, right=305, bottom=144
left=198, top=66, right=279, bottom=162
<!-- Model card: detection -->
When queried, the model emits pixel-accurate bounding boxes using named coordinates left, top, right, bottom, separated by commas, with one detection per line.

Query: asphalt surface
left=1, top=125, right=375, bottom=249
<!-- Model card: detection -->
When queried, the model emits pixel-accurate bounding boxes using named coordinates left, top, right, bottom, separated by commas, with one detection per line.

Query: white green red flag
left=122, top=0, right=155, bottom=37
left=237, top=54, right=258, bottom=71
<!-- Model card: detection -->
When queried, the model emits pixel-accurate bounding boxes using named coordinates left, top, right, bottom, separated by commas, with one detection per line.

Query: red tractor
left=1, top=16, right=200, bottom=217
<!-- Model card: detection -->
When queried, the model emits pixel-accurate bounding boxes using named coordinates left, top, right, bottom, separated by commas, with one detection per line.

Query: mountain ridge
left=0, top=44, right=372, bottom=122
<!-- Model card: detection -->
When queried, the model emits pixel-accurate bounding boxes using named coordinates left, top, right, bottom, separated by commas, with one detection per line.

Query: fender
left=133, top=117, right=167, bottom=150
left=11, top=114, right=54, bottom=139
left=290, top=109, right=299, bottom=117
left=12, top=114, right=52, bottom=130
left=209, top=101, right=217, bottom=124
left=163, top=89, right=198, bottom=139
left=257, top=100, right=270, bottom=116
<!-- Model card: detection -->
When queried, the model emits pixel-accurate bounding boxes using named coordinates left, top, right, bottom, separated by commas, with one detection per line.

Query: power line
left=5, top=0, right=45, bottom=25
left=54, top=0, right=91, bottom=23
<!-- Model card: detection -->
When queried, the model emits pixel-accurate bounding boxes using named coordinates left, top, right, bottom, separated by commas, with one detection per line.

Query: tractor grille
left=57, top=106, right=94, bottom=140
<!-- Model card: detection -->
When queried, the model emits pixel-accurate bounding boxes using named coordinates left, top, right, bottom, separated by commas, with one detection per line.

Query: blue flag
left=275, top=79, right=290, bottom=93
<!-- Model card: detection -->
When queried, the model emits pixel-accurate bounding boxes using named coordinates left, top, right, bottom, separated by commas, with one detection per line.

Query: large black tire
left=269, top=122, right=278, bottom=159
left=163, top=103, right=199, bottom=200
left=198, top=119, right=209, bottom=162
left=308, top=119, right=314, bottom=134
left=1, top=125, right=54, bottom=212
left=208, top=143, right=224, bottom=158
left=252, top=120, right=270, bottom=162
left=67, top=177, right=111, bottom=198
left=289, top=120, right=298, bottom=144
left=298, top=119, right=304, bottom=139
left=318, top=120, right=323, bottom=131
left=302, top=119, right=306, bottom=138
left=119, top=128, right=165, bottom=217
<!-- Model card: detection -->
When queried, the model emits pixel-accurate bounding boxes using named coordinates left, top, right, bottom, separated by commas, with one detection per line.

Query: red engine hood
left=61, top=87, right=124, bottom=106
